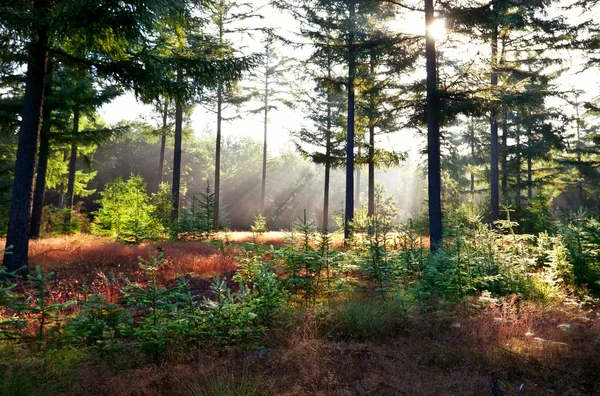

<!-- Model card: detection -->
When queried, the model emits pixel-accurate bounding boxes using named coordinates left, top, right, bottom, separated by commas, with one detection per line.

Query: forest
left=0, top=0, right=599, bottom=394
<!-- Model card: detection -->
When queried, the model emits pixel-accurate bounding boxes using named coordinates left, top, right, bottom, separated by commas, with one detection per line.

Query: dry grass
left=0, top=235, right=598, bottom=395
left=1, top=235, right=241, bottom=282
left=60, top=297, right=600, bottom=395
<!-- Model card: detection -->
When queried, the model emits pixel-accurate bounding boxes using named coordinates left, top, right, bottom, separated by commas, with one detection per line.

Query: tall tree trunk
left=323, top=91, right=332, bottom=232
left=344, top=0, right=356, bottom=241
left=368, top=125, right=375, bottom=218
left=4, top=0, right=50, bottom=273
left=367, top=51, right=376, bottom=218
left=470, top=124, right=475, bottom=197
left=57, top=151, right=67, bottom=209
left=576, top=105, right=582, bottom=210
left=31, top=60, right=54, bottom=239
left=490, top=25, right=500, bottom=225
left=527, top=156, right=532, bottom=200
left=158, top=100, right=167, bottom=185
left=425, top=0, right=442, bottom=250
left=527, top=130, right=533, bottom=200
left=171, top=69, right=183, bottom=222
left=515, top=126, right=522, bottom=211
left=260, top=45, right=269, bottom=214
left=214, top=9, right=224, bottom=227
left=355, top=145, right=361, bottom=210
left=214, top=83, right=223, bottom=227
left=64, top=109, right=80, bottom=225
left=501, top=103, right=508, bottom=203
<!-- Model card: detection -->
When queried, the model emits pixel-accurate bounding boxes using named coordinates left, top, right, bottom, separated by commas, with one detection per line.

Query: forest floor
left=0, top=234, right=598, bottom=395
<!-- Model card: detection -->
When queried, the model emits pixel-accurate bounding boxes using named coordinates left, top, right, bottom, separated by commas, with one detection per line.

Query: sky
left=99, top=0, right=600, bottom=157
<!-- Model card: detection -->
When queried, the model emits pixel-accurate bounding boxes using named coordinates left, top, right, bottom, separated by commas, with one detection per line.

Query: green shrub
left=93, top=175, right=164, bottom=242
left=121, top=249, right=190, bottom=363
left=176, top=180, right=217, bottom=240
left=65, top=294, right=131, bottom=356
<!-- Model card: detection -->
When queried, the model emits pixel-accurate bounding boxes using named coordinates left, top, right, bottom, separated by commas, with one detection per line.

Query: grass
left=0, top=233, right=597, bottom=395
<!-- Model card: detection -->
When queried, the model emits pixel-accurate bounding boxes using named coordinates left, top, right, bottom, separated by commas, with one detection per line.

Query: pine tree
left=248, top=32, right=295, bottom=213
left=442, top=0, right=569, bottom=225
left=2, top=0, right=255, bottom=272
left=203, top=0, right=262, bottom=228
left=425, top=0, right=443, bottom=250
left=292, top=41, right=346, bottom=231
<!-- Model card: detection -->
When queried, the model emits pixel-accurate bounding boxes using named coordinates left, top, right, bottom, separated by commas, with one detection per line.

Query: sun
left=428, top=18, right=446, bottom=40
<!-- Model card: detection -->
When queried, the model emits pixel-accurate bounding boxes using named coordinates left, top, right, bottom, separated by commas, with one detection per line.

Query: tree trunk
left=214, top=84, right=223, bottom=227
left=64, top=109, right=80, bottom=225
left=368, top=125, right=375, bottom=218
left=490, top=25, right=500, bottom=225
left=323, top=91, right=332, bottom=232
left=515, top=126, right=521, bottom=211
left=344, top=0, right=356, bottom=241
left=367, top=50, right=376, bottom=218
left=425, top=0, right=442, bottom=250
left=4, top=0, right=50, bottom=273
left=31, top=60, right=54, bottom=239
left=355, top=145, right=361, bottom=210
left=260, top=45, right=269, bottom=214
left=171, top=69, right=183, bottom=222
left=57, top=151, right=67, bottom=209
left=501, top=103, right=508, bottom=204
left=214, top=10, right=224, bottom=227
left=527, top=144, right=533, bottom=200
left=470, top=124, right=475, bottom=197
left=158, top=99, right=167, bottom=185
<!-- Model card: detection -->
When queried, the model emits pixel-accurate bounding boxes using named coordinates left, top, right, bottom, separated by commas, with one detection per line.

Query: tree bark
left=470, top=124, right=475, bottom=197
left=31, top=60, right=54, bottom=239
left=4, top=0, right=50, bottom=273
left=515, top=126, right=521, bottom=211
left=64, top=109, right=80, bottom=225
left=368, top=125, right=375, bottom=218
left=214, top=83, right=223, bottom=228
left=323, top=90, right=332, bottom=232
left=355, top=145, right=361, bottom=210
left=425, top=0, right=442, bottom=250
left=158, top=100, right=167, bottom=185
left=367, top=50, right=376, bottom=218
left=501, top=104, right=508, bottom=203
left=490, top=25, right=500, bottom=225
left=171, top=69, right=183, bottom=222
left=214, top=9, right=224, bottom=227
left=344, top=0, right=356, bottom=241
left=260, top=44, right=269, bottom=213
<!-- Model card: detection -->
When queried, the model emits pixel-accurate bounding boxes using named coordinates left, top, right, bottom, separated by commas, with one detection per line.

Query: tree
left=425, top=0, right=443, bottom=250
left=2, top=0, right=255, bottom=272
left=286, top=0, right=395, bottom=240
left=292, top=41, right=346, bottom=231
left=355, top=26, right=415, bottom=220
left=248, top=33, right=294, bottom=213
left=3, top=0, right=51, bottom=273
left=203, top=0, right=262, bottom=227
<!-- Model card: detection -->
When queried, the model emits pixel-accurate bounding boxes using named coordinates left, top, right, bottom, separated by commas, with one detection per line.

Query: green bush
left=176, top=180, right=217, bottom=240
left=92, top=175, right=164, bottom=242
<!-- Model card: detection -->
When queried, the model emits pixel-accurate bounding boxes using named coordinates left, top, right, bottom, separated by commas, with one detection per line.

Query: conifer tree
left=2, top=0, right=255, bottom=272
left=248, top=33, right=294, bottom=213
left=203, top=0, right=262, bottom=227
left=292, top=42, right=346, bottom=231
